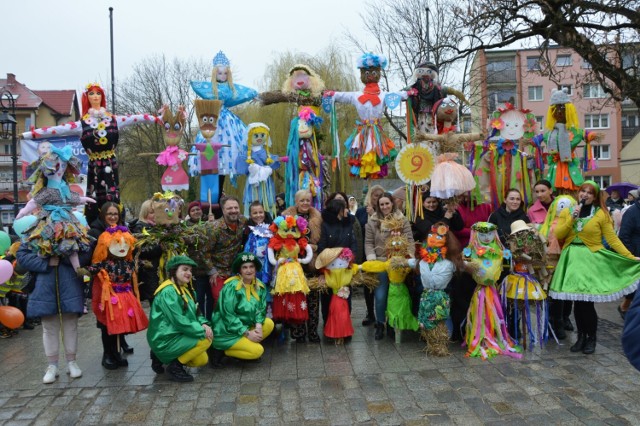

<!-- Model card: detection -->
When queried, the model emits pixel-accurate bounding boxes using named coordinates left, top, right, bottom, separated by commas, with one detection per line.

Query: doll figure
left=405, top=61, right=467, bottom=134
left=89, top=226, right=149, bottom=368
left=463, top=222, right=521, bottom=359
left=325, top=53, right=414, bottom=180
left=408, top=223, right=461, bottom=356
left=267, top=215, right=313, bottom=324
left=22, top=83, right=161, bottom=223
left=189, top=100, right=225, bottom=204
left=236, top=123, right=282, bottom=217
left=156, top=105, right=189, bottom=192
left=16, top=146, right=95, bottom=275
left=260, top=64, right=325, bottom=109
left=285, top=108, right=324, bottom=209
left=191, top=51, right=257, bottom=190
left=501, top=220, right=548, bottom=350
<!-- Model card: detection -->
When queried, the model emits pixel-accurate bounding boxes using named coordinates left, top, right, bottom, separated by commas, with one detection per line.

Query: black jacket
left=488, top=205, right=531, bottom=245
left=619, top=201, right=640, bottom=256
left=411, top=207, right=464, bottom=243
left=317, top=211, right=357, bottom=256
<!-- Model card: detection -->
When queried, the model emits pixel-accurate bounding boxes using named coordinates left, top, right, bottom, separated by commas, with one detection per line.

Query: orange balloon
left=0, top=306, right=25, bottom=329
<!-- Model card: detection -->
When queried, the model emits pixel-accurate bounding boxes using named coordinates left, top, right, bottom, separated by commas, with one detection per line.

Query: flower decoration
left=523, top=117, right=537, bottom=133
left=490, top=118, right=505, bottom=130
left=110, top=296, right=118, bottom=305
left=99, top=137, right=108, bottom=145
left=497, top=139, right=517, bottom=156
left=127, top=308, right=134, bottom=317
left=476, top=247, right=487, bottom=257
left=298, top=107, right=323, bottom=127
left=431, top=224, right=449, bottom=236
left=503, top=249, right=512, bottom=260
left=296, top=216, right=308, bottom=233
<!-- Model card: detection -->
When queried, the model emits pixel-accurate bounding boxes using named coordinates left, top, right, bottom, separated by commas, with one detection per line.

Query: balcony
left=622, top=126, right=640, bottom=139
left=486, top=69, right=517, bottom=84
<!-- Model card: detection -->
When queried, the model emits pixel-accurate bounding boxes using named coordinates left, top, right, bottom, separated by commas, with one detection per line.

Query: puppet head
left=490, top=104, right=538, bottom=140
left=315, top=247, right=354, bottom=271
left=539, top=195, right=577, bottom=238
left=282, top=65, right=325, bottom=96
left=160, top=105, right=187, bottom=147
left=29, top=145, right=80, bottom=195
left=467, top=222, right=505, bottom=254
left=194, top=99, right=222, bottom=139
left=92, top=226, right=136, bottom=263
left=211, top=50, right=236, bottom=99
left=357, top=53, right=387, bottom=85
left=297, top=107, right=323, bottom=139
left=433, top=97, right=458, bottom=132
left=410, top=61, right=439, bottom=86
left=81, top=83, right=107, bottom=115
left=545, top=89, right=579, bottom=130
left=270, top=215, right=308, bottom=240
left=507, top=220, right=545, bottom=264
left=246, top=123, right=273, bottom=165
left=151, top=191, right=184, bottom=225
left=381, top=215, right=411, bottom=258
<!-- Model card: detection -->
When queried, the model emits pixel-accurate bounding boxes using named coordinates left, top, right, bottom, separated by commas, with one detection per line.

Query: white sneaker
left=43, top=365, right=59, bottom=384
left=67, top=361, right=82, bottom=378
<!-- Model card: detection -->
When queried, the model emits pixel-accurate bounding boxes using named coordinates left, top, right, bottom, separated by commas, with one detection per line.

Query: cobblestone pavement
left=0, top=293, right=639, bottom=425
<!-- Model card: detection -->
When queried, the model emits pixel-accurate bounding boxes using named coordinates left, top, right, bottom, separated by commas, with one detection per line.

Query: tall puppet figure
left=191, top=100, right=224, bottom=204
left=235, top=123, right=281, bottom=217
left=463, top=222, right=521, bottom=359
left=325, top=53, right=414, bottom=180
left=191, top=51, right=257, bottom=190
left=156, top=105, right=189, bottom=192
left=22, top=83, right=160, bottom=223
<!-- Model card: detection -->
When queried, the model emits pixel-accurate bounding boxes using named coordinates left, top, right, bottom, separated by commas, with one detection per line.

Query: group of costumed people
left=7, top=49, right=640, bottom=386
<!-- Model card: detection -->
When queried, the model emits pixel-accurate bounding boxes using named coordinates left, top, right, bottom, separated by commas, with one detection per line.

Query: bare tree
left=450, top=0, right=640, bottom=106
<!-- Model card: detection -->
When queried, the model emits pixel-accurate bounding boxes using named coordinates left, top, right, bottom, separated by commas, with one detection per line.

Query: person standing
left=488, top=189, right=531, bottom=246
left=618, top=192, right=640, bottom=318
left=528, top=180, right=554, bottom=227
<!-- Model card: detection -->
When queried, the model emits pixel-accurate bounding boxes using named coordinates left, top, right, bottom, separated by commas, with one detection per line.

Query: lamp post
left=0, top=89, right=19, bottom=222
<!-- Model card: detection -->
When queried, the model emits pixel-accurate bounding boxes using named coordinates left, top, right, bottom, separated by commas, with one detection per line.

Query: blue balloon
left=12, top=215, right=37, bottom=238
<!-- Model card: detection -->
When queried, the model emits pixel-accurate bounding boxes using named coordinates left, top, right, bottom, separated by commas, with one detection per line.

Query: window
left=557, top=84, right=572, bottom=95
left=1, top=212, right=11, bottom=225
left=527, top=56, right=541, bottom=71
left=590, top=175, right=611, bottom=189
left=3, top=145, right=9, bottom=154
left=556, top=55, right=572, bottom=67
left=528, top=86, right=543, bottom=101
left=24, top=117, right=31, bottom=134
left=488, top=90, right=516, bottom=112
left=487, top=60, right=514, bottom=72
left=535, top=116, right=544, bottom=129
left=582, top=60, right=592, bottom=69
left=584, top=114, right=609, bottom=129
left=583, top=84, right=606, bottom=98
left=592, top=145, right=610, bottom=160
left=622, top=113, right=639, bottom=127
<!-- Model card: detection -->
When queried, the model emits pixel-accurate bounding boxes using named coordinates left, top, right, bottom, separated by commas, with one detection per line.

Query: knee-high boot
left=101, top=330, right=118, bottom=370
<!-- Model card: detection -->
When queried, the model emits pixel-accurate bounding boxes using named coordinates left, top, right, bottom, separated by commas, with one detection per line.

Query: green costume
left=147, top=279, right=210, bottom=364
left=543, top=126, right=585, bottom=191
left=212, top=276, right=267, bottom=350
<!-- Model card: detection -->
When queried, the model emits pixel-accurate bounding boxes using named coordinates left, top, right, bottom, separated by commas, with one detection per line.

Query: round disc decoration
left=395, top=143, right=434, bottom=185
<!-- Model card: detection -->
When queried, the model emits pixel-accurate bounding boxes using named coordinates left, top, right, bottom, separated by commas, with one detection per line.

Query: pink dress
left=156, top=146, right=189, bottom=191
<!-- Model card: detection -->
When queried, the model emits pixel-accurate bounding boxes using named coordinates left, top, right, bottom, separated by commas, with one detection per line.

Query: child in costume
left=243, top=202, right=274, bottom=318
left=16, top=145, right=95, bottom=276
left=235, top=123, right=281, bottom=217
left=500, top=220, right=548, bottom=350
left=22, top=83, right=160, bottom=223
left=408, top=223, right=462, bottom=356
left=463, top=222, right=522, bottom=359
left=147, top=255, right=212, bottom=382
left=156, top=105, right=189, bottom=192
left=324, top=53, right=414, bottom=179
left=189, top=100, right=225, bottom=204
left=267, top=215, right=313, bottom=325
left=89, top=226, right=148, bottom=370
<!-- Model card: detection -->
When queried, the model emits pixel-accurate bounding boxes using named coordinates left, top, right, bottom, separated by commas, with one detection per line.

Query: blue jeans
left=374, top=272, right=390, bottom=324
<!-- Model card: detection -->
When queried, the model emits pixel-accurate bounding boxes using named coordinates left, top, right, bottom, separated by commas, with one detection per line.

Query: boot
left=570, top=332, right=586, bottom=352
left=582, top=333, right=596, bottom=354
left=207, top=347, right=224, bottom=368
left=166, top=360, right=194, bottom=382
left=150, top=351, right=164, bottom=374
left=374, top=323, right=385, bottom=340
left=563, top=316, right=575, bottom=331
left=120, top=335, right=133, bottom=354
left=101, top=331, right=118, bottom=370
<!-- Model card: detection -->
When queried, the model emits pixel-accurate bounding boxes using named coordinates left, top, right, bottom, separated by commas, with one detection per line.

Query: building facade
left=469, top=47, right=639, bottom=189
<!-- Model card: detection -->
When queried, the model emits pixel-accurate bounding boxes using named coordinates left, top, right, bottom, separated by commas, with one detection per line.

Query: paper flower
left=490, top=118, right=505, bottom=130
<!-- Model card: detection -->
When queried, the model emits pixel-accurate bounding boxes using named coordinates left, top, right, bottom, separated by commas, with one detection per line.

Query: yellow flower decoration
left=99, top=137, right=108, bottom=145
left=97, top=122, right=106, bottom=130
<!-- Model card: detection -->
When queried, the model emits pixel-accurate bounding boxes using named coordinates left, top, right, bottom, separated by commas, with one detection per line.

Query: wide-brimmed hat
left=510, top=220, right=531, bottom=235
left=165, top=255, right=198, bottom=272
left=315, top=248, right=345, bottom=270
left=231, top=252, right=263, bottom=274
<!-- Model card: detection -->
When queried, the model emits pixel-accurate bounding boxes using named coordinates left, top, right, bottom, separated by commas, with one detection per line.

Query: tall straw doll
left=156, top=105, right=189, bottom=192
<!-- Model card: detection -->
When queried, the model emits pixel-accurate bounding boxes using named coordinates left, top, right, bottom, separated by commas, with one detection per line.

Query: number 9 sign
left=395, top=144, right=434, bottom=185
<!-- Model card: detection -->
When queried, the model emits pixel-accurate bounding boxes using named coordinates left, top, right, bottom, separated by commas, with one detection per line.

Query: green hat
left=165, top=255, right=198, bottom=272
left=231, top=252, right=263, bottom=274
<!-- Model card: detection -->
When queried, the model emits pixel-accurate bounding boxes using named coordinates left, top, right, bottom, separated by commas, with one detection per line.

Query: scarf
left=358, top=83, right=381, bottom=106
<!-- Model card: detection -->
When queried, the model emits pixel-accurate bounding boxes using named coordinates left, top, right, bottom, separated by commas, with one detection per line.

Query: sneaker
left=67, top=361, right=82, bottom=378
left=43, top=365, right=59, bottom=384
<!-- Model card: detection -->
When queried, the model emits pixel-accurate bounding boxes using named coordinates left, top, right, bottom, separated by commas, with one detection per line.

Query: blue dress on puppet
left=244, top=223, right=274, bottom=316
left=235, top=123, right=281, bottom=217
left=500, top=220, right=548, bottom=350
left=191, top=51, right=257, bottom=187
left=463, top=222, right=522, bottom=360
left=16, top=145, right=94, bottom=274
left=408, top=223, right=456, bottom=357
left=285, top=108, right=324, bottom=210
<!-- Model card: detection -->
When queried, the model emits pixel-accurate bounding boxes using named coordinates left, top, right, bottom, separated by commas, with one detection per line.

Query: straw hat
left=315, top=248, right=346, bottom=270
left=510, top=220, right=531, bottom=235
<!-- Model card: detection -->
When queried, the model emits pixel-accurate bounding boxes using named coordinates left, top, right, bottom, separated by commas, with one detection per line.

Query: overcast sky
left=5, top=0, right=374, bottom=93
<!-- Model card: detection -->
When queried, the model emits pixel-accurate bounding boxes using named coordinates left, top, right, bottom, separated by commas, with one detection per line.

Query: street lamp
left=0, top=89, right=19, bottom=222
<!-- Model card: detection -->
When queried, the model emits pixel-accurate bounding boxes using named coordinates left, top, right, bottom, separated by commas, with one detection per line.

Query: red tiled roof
left=33, top=90, right=77, bottom=117
left=0, top=73, right=42, bottom=109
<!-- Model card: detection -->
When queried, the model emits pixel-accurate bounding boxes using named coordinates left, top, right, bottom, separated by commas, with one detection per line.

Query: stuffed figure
left=408, top=223, right=461, bottom=356
left=324, top=53, right=415, bottom=180
left=89, top=226, right=148, bottom=368
left=267, top=215, right=313, bottom=324
left=16, top=146, right=95, bottom=276
left=463, top=222, right=521, bottom=359
left=259, top=64, right=325, bottom=109
left=189, top=100, right=225, bottom=204
left=244, top=221, right=274, bottom=318
left=405, top=61, right=467, bottom=134
left=156, top=105, right=189, bottom=192
left=235, top=123, right=282, bottom=217
left=22, top=83, right=161, bottom=223
left=539, top=195, right=577, bottom=289
left=501, top=220, right=548, bottom=350
left=191, top=51, right=257, bottom=190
